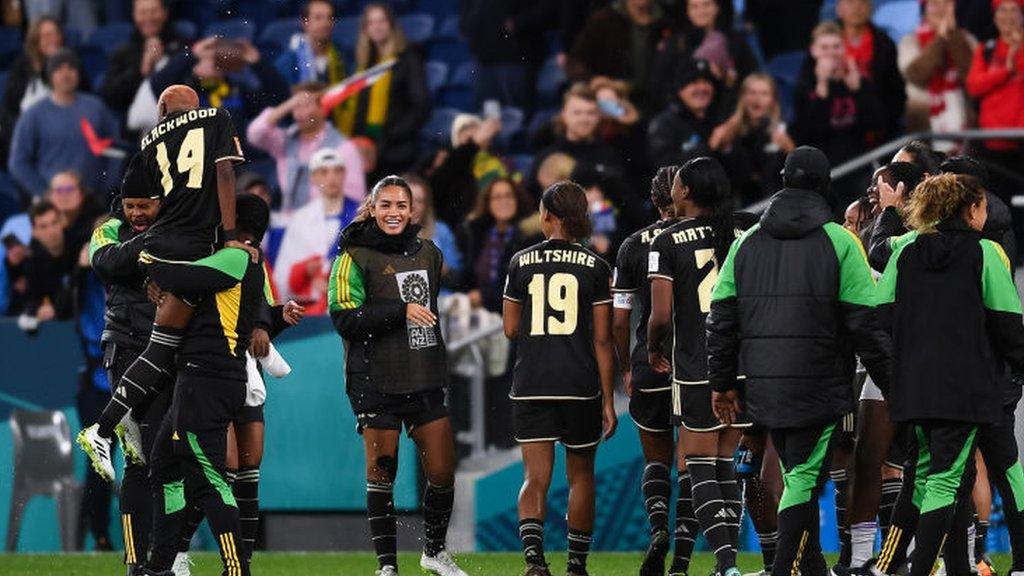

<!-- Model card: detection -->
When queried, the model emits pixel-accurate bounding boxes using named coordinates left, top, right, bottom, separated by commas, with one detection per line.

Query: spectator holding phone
left=711, top=73, right=795, bottom=205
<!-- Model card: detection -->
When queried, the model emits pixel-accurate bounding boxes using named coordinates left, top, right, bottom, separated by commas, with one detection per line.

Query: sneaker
left=375, top=566, right=398, bottom=576
left=171, top=552, right=192, bottom=576
left=420, top=550, right=469, bottom=576
left=118, top=416, right=146, bottom=465
left=721, top=568, right=742, bottom=576
left=76, top=424, right=115, bottom=482
left=640, top=530, right=670, bottom=576
left=523, top=565, right=552, bottom=576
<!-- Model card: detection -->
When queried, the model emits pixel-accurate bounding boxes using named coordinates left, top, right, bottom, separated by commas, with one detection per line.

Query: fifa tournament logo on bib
left=396, top=270, right=437, bottom=350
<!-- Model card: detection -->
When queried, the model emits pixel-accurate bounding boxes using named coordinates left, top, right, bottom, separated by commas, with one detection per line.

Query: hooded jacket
left=327, top=219, right=448, bottom=402
left=706, top=188, right=891, bottom=429
left=877, top=220, right=1024, bottom=423
left=89, top=217, right=156, bottom=350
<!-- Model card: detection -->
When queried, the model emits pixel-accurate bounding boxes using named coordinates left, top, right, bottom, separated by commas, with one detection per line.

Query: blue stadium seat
left=0, top=72, right=7, bottom=99
left=419, top=107, right=460, bottom=146
left=439, top=85, right=474, bottom=111
left=427, top=38, right=470, bottom=67
left=204, top=18, right=256, bottom=41
left=508, top=154, right=534, bottom=176
left=0, top=28, right=23, bottom=67
left=416, top=0, right=458, bottom=19
left=537, top=57, right=566, bottom=108
left=78, top=45, right=107, bottom=88
left=436, top=15, right=460, bottom=39
left=873, top=1, right=920, bottom=43
left=527, top=108, right=558, bottom=141
left=333, top=16, right=361, bottom=54
left=260, top=18, right=302, bottom=49
left=494, top=106, right=525, bottom=151
left=767, top=51, right=805, bottom=123
left=174, top=21, right=197, bottom=40
left=86, top=22, right=133, bottom=53
left=397, top=13, right=435, bottom=45
left=63, top=29, right=82, bottom=48
left=425, top=60, right=449, bottom=99
left=449, top=61, right=474, bottom=87
left=819, top=0, right=837, bottom=21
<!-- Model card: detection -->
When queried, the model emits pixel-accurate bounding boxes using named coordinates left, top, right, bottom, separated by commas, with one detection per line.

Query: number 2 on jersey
left=155, top=127, right=205, bottom=195
left=527, top=273, right=579, bottom=336
left=695, top=248, right=719, bottom=313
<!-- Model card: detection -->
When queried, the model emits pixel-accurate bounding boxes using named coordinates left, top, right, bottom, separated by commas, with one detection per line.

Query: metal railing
left=446, top=322, right=505, bottom=459
left=744, top=128, right=1024, bottom=214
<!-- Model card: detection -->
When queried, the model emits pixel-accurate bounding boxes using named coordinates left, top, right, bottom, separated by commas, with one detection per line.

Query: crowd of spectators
left=1, top=0, right=1024, bottom=332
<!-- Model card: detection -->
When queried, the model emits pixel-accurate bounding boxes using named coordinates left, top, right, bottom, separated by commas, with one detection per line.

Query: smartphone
left=483, top=99, right=501, bottom=120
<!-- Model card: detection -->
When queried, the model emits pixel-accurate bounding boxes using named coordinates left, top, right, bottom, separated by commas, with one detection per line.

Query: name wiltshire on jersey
left=518, top=248, right=599, bottom=268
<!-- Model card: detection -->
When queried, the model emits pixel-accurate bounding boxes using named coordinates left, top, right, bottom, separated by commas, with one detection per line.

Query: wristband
left=223, top=228, right=237, bottom=242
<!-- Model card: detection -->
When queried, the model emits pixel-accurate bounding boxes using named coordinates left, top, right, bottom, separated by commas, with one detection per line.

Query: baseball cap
left=782, top=146, right=831, bottom=196
left=675, top=59, right=715, bottom=91
left=309, top=148, right=346, bottom=171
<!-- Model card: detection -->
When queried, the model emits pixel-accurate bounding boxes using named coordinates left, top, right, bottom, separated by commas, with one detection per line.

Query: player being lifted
left=503, top=181, right=616, bottom=576
left=78, top=85, right=255, bottom=481
left=648, top=157, right=747, bottom=576
left=612, top=166, right=701, bottom=576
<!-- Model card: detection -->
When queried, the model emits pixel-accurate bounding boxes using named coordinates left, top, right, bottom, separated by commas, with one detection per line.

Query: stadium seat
left=439, top=85, right=475, bottom=111
left=204, top=18, right=256, bottom=41
left=449, top=61, right=475, bottom=87
left=436, top=15, right=461, bottom=39
left=494, top=106, right=525, bottom=151
left=819, top=0, right=837, bottom=21
left=420, top=106, right=460, bottom=146
left=527, top=108, right=558, bottom=142
left=63, top=29, right=82, bottom=48
left=537, top=57, right=566, bottom=108
left=0, top=72, right=7, bottom=98
left=766, top=50, right=806, bottom=89
left=873, top=1, right=919, bottom=43
left=508, top=154, right=535, bottom=176
left=425, top=60, right=449, bottom=99
left=427, top=38, right=471, bottom=67
left=260, top=18, right=302, bottom=49
left=397, top=13, right=435, bottom=45
left=0, top=28, right=23, bottom=67
left=78, top=45, right=107, bottom=88
left=333, top=15, right=362, bottom=54
left=85, top=22, right=133, bottom=53
left=174, top=20, right=197, bottom=41
left=416, top=0, right=458, bottom=19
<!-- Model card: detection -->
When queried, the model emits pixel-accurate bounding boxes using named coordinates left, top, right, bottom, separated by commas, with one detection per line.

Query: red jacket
left=966, top=39, right=1024, bottom=150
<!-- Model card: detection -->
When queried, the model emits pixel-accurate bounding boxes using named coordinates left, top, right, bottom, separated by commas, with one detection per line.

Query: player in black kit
left=503, top=181, right=616, bottom=576
left=613, top=166, right=700, bottom=576
left=79, top=85, right=256, bottom=482
left=648, top=157, right=747, bottom=576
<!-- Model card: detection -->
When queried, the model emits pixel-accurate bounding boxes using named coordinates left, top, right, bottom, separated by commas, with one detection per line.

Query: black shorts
left=513, top=397, right=603, bottom=449
left=170, top=372, right=246, bottom=439
left=673, top=382, right=751, bottom=432
left=629, top=363, right=672, bottom=433
left=233, top=404, right=265, bottom=425
left=887, top=423, right=912, bottom=470
left=350, top=388, right=448, bottom=435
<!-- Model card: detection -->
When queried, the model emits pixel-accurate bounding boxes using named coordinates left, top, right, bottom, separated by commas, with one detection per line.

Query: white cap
left=309, top=148, right=346, bottom=172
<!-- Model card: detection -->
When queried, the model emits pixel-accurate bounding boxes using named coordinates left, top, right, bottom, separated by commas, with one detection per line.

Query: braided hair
left=678, top=157, right=735, bottom=263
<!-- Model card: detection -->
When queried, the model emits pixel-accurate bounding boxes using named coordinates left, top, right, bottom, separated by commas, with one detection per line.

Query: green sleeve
left=711, top=224, right=759, bottom=302
left=824, top=222, right=878, bottom=306
left=875, top=231, right=918, bottom=306
left=981, top=239, right=1022, bottom=314
left=88, top=218, right=122, bottom=261
left=327, top=251, right=366, bottom=312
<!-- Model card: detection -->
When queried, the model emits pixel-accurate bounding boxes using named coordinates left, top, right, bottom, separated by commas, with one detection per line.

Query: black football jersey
left=504, top=239, right=612, bottom=399
left=647, top=218, right=721, bottom=385
left=138, top=107, right=244, bottom=246
left=613, top=219, right=676, bottom=369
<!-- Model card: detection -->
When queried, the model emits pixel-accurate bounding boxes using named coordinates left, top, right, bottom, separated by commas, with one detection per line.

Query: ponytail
left=678, top=157, right=735, bottom=263
left=541, top=180, right=592, bottom=241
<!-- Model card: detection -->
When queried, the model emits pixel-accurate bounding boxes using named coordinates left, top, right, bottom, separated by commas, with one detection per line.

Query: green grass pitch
left=0, top=553, right=1014, bottom=576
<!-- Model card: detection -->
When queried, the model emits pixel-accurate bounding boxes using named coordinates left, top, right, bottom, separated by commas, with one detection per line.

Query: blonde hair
left=812, top=21, right=842, bottom=41
left=450, top=113, right=481, bottom=148
left=906, top=174, right=985, bottom=234
left=354, top=3, right=408, bottom=70
left=734, top=73, right=782, bottom=136
left=537, top=153, right=577, bottom=188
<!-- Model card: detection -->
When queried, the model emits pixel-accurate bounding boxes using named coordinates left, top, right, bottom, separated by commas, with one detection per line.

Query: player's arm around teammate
left=328, top=176, right=467, bottom=576
left=502, top=181, right=615, bottom=576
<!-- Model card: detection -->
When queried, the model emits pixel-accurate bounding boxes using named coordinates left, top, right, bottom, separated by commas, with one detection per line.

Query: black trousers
left=146, top=372, right=248, bottom=576
left=107, top=343, right=171, bottom=567
left=75, top=377, right=113, bottom=549
left=770, top=422, right=840, bottom=576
